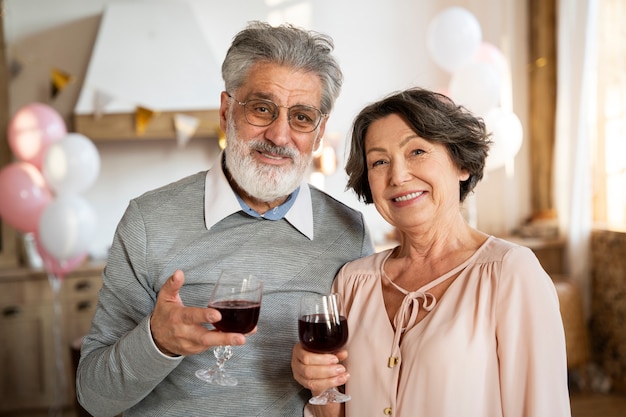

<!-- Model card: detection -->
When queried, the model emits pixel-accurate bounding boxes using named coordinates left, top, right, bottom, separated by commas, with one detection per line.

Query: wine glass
left=298, top=293, right=351, bottom=405
left=195, top=271, right=263, bottom=386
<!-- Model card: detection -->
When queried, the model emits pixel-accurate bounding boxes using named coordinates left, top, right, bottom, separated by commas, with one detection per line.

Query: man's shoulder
left=308, top=185, right=363, bottom=217
left=132, top=171, right=207, bottom=209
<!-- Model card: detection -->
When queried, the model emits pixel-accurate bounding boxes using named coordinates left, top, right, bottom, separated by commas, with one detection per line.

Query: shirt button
left=384, top=407, right=392, bottom=415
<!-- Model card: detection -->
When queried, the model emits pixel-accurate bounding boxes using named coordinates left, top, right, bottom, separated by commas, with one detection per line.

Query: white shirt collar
left=203, top=154, right=314, bottom=240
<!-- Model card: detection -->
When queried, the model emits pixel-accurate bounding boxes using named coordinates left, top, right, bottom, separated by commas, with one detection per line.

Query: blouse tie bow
left=389, top=290, right=437, bottom=368
left=393, top=290, right=437, bottom=334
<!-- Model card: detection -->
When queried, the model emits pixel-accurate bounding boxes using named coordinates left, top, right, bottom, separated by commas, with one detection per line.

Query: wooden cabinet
left=0, top=264, right=103, bottom=415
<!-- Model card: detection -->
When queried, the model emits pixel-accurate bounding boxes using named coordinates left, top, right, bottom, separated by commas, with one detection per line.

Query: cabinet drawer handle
left=74, top=280, right=93, bottom=291
left=76, top=301, right=93, bottom=311
left=2, top=306, right=21, bottom=317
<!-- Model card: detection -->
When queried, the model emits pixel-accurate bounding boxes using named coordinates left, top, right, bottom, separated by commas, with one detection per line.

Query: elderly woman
left=292, top=88, right=571, bottom=417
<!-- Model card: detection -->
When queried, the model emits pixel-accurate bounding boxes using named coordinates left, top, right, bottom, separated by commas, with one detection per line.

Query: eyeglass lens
left=243, top=99, right=322, bottom=132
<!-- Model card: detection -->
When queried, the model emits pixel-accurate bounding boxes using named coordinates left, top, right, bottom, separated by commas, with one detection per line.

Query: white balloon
left=42, top=132, right=101, bottom=195
left=426, top=7, right=482, bottom=73
left=38, top=194, right=97, bottom=261
left=474, top=42, right=510, bottom=80
left=484, top=108, right=524, bottom=171
left=449, top=61, right=502, bottom=116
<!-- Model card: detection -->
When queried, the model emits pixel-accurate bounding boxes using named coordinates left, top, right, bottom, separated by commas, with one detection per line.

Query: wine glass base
left=195, top=369, right=238, bottom=386
left=308, top=388, right=351, bottom=405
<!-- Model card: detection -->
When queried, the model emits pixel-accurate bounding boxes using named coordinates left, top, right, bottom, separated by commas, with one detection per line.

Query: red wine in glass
left=298, top=314, right=348, bottom=353
left=298, top=293, right=351, bottom=405
left=195, top=271, right=263, bottom=386
left=211, top=299, right=261, bottom=334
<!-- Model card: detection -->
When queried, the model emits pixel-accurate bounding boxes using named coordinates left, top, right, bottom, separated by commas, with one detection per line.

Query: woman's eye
left=371, top=159, right=387, bottom=168
left=411, top=149, right=425, bottom=156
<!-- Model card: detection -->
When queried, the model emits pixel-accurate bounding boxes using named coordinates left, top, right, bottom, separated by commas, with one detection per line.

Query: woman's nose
left=390, top=161, right=412, bottom=185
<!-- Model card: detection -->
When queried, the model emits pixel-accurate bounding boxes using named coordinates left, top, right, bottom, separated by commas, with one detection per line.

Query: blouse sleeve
left=331, top=263, right=348, bottom=306
left=495, top=245, right=571, bottom=417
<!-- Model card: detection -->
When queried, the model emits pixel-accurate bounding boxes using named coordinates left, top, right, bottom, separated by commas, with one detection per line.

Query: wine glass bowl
left=298, top=308, right=348, bottom=354
left=195, top=271, right=263, bottom=386
left=210, top=297, right=261, bottom=334
left=298, top=293, right=351, bottom=405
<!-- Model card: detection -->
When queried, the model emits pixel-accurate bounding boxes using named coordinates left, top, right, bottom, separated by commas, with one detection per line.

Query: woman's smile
left=391, top=191, right=424, bottom=203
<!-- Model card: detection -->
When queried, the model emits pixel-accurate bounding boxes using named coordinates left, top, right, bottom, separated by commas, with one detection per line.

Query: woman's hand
left=291, top=342, right=350, bottom=396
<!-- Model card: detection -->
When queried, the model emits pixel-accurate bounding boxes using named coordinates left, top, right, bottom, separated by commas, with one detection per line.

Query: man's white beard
left=224, top=113, right=315, bottom=203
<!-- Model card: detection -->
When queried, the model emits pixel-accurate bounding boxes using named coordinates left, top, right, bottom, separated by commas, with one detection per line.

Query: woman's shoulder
left=476, top=236, right=552, bottom=290
left=476, top=235, right=537, bottom=264
left=334, top=251, right=391, bottom=305
left=335, top=249, right=392, bottom=287
left=343, top=249, right=392, bottom=272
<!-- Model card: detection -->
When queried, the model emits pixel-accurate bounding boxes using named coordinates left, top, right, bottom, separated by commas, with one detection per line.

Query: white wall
left=3, top=0, right=531, bottom=258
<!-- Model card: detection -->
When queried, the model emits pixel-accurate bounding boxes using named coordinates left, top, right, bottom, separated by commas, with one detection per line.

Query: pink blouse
left=330, top=236, right=571, bottom=417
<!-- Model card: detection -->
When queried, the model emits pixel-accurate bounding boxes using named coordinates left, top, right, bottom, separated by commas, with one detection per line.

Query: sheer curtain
left=553, top=0, right=597, bottom=316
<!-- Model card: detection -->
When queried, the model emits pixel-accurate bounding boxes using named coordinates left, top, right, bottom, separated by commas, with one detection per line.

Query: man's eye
left=293, top=112, right=314, bottom=123
left=247, top=100, right=276, bottom=116
left=254, top=106, right=271, bottom=114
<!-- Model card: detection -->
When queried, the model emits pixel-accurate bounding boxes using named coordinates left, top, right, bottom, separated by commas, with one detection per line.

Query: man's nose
left=263, top=108, right=293, bottom=146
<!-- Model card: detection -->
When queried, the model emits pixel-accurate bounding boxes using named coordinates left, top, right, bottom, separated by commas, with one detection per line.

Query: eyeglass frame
left=226, top=93, right=328, bottom=133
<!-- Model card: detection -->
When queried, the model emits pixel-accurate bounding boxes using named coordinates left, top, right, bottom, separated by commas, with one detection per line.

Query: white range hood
left=73, top=0, right=222, bottom=140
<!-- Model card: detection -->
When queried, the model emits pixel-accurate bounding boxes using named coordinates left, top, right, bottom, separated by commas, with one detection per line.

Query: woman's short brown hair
left=345, top=88, right=491, bottom=204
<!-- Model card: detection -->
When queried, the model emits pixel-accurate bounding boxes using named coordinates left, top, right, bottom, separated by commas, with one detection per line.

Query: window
left=593, top=0, right=626, bottom=228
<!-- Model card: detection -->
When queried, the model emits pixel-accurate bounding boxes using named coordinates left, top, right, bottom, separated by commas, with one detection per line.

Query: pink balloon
left=8, top=103, right=67, bottom=169
left=35, top=234, right=87, bottom=280
left=0, top=162, right=52, bottom=233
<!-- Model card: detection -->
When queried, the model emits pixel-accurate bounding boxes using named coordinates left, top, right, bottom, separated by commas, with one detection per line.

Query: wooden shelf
left=73, top=109, right=220, bottom=141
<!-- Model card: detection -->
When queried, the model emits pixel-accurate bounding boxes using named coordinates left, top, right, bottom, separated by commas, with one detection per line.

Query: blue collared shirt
left=235, top=186, right=300, bottom=220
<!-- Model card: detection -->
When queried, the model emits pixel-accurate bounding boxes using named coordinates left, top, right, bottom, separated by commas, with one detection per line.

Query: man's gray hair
left=222, top=21, right=343, bottom=114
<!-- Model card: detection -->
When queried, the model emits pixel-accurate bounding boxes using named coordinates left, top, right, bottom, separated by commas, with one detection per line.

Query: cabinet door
left=62, top=275, right=101, bottom=344
left=63, top=274, right=101, bottom=403
left=0, top=302, right=59, bottom=413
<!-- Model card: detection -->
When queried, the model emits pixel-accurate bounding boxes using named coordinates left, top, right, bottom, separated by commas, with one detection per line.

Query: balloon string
left=48, top=274, right=66, bottom=417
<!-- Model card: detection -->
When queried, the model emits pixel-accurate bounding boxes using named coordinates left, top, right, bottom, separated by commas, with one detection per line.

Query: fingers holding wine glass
left=298, top=293, right=351, bottom=405
left=291, top=342, right=350, bottom=396
left=150, top=270, right=239, bottom=356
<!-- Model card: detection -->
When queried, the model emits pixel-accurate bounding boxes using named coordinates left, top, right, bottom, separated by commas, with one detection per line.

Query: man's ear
left=314, top=118, right=328, bottom=152
left=219, top=91, right=231, bottom=132
left=313, top=136, right=323, bottom=153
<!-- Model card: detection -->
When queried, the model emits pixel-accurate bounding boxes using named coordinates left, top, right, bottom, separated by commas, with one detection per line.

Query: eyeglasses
left=227, top=93, right=327, bottom=133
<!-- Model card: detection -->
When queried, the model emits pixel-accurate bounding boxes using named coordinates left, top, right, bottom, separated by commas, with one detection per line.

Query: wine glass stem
left=214, top=345, right=233, bottom=369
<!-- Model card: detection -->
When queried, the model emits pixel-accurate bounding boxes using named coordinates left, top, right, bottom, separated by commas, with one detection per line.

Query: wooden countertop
left=0, top=261, right=106, bottom=282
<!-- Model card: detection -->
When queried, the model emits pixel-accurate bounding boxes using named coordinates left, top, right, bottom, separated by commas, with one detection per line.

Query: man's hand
left=150, top=270, right=247, bottom=356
